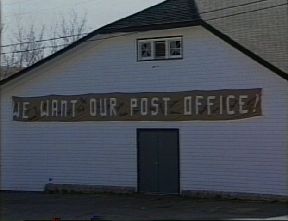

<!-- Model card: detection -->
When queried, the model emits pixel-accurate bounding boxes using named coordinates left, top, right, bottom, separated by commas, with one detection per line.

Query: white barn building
left=0, top=0, right=287, bottom=200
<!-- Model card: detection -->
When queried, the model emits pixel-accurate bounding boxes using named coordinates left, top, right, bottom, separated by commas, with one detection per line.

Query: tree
left=0, top=11, right=88, bottom=80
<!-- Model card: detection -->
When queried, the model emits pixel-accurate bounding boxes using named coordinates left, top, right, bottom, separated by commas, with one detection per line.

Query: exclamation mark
left=253, top=94, right=260, bottom=113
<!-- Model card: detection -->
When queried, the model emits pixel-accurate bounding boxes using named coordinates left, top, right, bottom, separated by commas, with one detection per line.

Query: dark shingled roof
left=97, top=0, right=201, bottom=34
left=1, top=0, right=287, bottom=85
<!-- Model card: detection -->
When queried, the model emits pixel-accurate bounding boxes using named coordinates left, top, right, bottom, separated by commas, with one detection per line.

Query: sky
left=2, top=0, right=164, bottom=45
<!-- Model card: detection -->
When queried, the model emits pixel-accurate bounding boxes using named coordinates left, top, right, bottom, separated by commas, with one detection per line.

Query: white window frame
left=168, top=39, right=182, bottom=59
left=138, top=41, right=153, bottom=61
left=137, top=36, right=183, bottom=61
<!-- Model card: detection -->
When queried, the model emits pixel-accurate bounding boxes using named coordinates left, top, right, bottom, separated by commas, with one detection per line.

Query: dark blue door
left=138, top=129, right=179, bottom=194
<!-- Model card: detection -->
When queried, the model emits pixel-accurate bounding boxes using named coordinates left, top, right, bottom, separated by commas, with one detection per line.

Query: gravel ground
left=0, top=191, right=287, bottom=220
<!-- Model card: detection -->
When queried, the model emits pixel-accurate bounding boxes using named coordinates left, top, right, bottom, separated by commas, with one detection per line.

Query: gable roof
left=0, top=0, right=287, bottom=85
left=96, top=0, right=200, bottom=34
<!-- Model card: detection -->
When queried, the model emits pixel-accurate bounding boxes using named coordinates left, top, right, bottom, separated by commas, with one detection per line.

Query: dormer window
left=137, top=36, right=183, bottom=61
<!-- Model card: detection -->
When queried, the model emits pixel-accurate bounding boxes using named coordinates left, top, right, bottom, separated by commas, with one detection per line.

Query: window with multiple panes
left=138, top=37, right=182, bottom=61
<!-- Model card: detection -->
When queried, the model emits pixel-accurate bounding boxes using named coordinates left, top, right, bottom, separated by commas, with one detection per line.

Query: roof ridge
left=0, top=0, right=286, bottom=85
left=96, top=0, right=168, bottom=32
left=187, top=0, right=201, bottom=20
left=96, top=0, right=201, bottom=34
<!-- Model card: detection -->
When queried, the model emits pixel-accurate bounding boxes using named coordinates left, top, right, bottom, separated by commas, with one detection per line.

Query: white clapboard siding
left=1, top=26, right=287, bottom=196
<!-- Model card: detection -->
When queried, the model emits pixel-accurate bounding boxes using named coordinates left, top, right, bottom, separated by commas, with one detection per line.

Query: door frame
left=136, top=128, right=180, bottom=194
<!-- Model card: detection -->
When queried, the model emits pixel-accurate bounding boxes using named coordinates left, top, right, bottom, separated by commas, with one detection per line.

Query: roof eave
left=0, top=19, right=287, bottom=86
left=200, top=20, right=288, bottom=81
left=0, top=21, right=202, bottom=86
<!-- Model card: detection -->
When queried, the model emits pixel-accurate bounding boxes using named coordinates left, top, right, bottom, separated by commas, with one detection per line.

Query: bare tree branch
left=1, top=11, right=88, bottom=80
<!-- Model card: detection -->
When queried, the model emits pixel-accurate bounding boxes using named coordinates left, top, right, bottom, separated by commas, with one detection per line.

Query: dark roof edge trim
left=97, top=20, right=200, bottom=34
left=0, top=21, right=200, bottom=86
left=0, top=30, right=96, bottom=85
left=1, top=20, right=287, bottom=85
left=200, top=21, right=288, bottom=81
